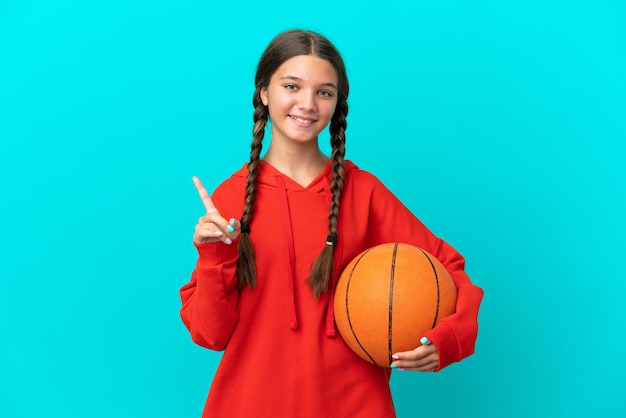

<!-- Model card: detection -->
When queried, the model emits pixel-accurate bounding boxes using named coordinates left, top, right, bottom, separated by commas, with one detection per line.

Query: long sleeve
left=423, top=239, right=484, bottom=371
left=179, top=241, right=240, bottom=351
left=360, top=173, right=484, bottom=371
left=179, top=174, right=246, bottom=352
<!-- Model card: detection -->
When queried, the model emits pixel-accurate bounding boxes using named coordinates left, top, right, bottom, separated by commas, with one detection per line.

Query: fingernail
left=215, top=231, right=223, bottom=236
left=231, top=219, right=238, bottom=226
left=225, top=238, right=232, bottom=245
left=227, top=225, right=235, bottom=233
left=390, top=363, right=397, bottom=369
left=392, top=355, right=399, bottom=360
left=420, top=337, right=430, bottom=345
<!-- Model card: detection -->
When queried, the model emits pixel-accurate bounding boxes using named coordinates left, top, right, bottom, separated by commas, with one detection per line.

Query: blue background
left=1, top=0, right=625, bottom=417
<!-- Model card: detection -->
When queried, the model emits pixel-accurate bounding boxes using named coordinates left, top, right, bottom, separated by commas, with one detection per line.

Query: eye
left=318, top=90, right=333, bottom=97
left=285, top=84, right=298, bottom=90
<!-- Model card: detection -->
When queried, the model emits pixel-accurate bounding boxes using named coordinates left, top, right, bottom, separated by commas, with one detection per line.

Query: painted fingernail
left=420, top=337, right=430, bottom=345
left=227, top=225, right=235, bottom=233
left=225, top=238, right=232, bottom=245
left=390, top=363, right=397, bottom=369
left=392, top=355, right=399, bottom=360
left=215, top=231, right=223, bottom=236
left=230, top=218, right=238, bottom=226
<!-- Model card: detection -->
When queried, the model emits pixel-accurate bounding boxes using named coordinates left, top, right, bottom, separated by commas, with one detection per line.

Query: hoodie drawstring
left=274, top=174, right=343, bottom=337
left=275, top=176, right=299, bottom=330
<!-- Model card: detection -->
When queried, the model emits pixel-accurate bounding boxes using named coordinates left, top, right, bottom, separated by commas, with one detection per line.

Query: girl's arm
left=179, top=176, right=244, bottom=351
left=366, top=174, right=484, bottom=370
left=179, top=242, right=240, bottom=351
left=422, top=238, right=484, bottom=371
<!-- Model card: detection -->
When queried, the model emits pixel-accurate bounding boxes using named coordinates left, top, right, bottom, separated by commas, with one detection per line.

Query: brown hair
left=237, top=29, right=349, bottom=298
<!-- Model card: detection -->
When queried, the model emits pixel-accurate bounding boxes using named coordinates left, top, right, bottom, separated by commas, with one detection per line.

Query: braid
left=237, top=88, right=267, bottom=289
left=307, top=98, right=348, bottom=298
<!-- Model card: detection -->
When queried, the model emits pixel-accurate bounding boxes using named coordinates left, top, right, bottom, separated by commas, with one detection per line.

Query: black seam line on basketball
left=388, top=243, right=398, bottom=366
left=345, top=247, right=379, bottom=366
left=418, top=248, right=441, bottom=328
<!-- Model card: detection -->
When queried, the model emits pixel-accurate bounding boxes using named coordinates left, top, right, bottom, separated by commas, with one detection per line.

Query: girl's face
left=261, top=54, right=338, bottom=148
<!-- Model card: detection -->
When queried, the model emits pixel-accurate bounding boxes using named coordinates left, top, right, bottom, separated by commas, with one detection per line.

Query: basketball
left=334, top=242, right=457, bottom=367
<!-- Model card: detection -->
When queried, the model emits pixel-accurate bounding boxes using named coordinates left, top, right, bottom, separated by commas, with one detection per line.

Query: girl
left=180, top=29, right=483, bottom=418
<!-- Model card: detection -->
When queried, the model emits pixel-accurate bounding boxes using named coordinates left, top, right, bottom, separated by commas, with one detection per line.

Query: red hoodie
left=180, top=160, right=483, bottom=418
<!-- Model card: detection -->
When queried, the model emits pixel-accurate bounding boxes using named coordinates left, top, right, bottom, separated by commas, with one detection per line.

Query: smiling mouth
left=289, top=115, right=316, bottom=125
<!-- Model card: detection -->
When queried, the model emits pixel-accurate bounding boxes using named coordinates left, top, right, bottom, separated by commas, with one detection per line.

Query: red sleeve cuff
left=194, top=240, right=240, bottom=265
left=424, top=320, right=460, bottom=372
left=424, top=283, right=484, bottom=372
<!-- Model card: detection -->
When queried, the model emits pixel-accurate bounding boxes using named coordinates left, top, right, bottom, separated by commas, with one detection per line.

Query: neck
left=263, top=145, right=329, bottom=187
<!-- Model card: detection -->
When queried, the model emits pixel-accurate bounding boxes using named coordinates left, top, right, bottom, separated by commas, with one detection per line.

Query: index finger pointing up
left=192, top=176, right=219, bottom=214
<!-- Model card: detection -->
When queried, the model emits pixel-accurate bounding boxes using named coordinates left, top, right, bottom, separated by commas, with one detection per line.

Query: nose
left=297, top=90, right=317, bottom=112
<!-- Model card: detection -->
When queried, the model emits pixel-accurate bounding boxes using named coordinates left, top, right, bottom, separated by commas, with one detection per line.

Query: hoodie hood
left=232, top=159, right=358, bottom=337
left=232, top=159, right=357, bottom=190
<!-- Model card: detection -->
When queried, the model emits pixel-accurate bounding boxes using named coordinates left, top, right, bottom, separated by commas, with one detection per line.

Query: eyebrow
left=279, top=76, right=338, bottom=89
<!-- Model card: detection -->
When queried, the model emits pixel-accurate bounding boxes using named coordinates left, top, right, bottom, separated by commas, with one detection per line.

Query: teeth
left=291, top=116, right=313, bottom=124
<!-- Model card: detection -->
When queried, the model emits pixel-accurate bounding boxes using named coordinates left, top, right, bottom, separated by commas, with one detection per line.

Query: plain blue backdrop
left=1, top=0, right=625, bottom=417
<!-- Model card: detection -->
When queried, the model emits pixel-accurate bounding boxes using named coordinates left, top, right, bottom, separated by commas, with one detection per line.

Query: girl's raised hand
left=192, top=176, right=240, bottom=245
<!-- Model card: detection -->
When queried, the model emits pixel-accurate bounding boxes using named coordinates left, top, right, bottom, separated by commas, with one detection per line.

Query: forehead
left=271, top=55, right=338, bottom=85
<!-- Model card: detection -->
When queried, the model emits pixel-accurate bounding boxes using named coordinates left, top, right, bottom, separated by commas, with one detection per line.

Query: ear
left=260, top=87, right=269, bottom=106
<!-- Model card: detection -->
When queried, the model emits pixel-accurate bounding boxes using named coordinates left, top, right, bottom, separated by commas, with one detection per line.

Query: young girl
left=180, top=29, right=483, bottom=418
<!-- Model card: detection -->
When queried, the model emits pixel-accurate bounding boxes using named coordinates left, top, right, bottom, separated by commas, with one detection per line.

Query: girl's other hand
left=390, top=337, right=439, bottom=372
left=192, top=176, right=240, bottom=245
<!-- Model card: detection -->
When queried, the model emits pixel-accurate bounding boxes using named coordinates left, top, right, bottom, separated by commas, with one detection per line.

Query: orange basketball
left=334, top=243, right=457, bottom=367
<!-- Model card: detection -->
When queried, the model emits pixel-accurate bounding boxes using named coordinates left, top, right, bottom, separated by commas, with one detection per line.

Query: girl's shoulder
left=205, top=163, right=248, bottom=214
left=211, top=163, right=248, bottom=200
left=345, top=160, right=386, bottom=188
